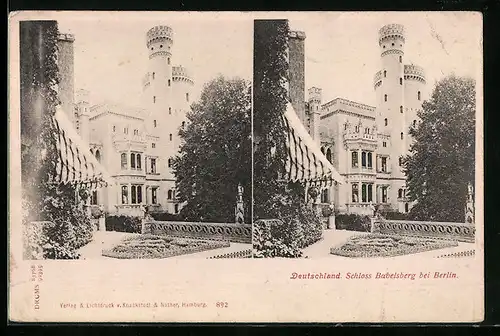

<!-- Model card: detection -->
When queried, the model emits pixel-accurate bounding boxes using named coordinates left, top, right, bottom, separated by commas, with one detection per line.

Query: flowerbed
left=102, top=234, right=230, bottom=259
left=330, top=233, right=459, bottom=258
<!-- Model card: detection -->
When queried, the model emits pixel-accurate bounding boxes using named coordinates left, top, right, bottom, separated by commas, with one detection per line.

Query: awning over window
left=52, top=106, right=112, bottom=188
left=283, top=103, right=344, bottom=187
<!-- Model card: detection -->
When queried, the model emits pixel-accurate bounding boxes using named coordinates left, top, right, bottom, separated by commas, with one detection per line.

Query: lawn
left=102, top=234, right=230, bottom=259
left=330, top=233, right=459, bottom=258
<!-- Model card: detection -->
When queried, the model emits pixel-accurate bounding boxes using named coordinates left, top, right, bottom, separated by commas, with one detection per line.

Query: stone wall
left=374, top=219, right=475, bottom=243
left=143, top=221, right=252, bottom=244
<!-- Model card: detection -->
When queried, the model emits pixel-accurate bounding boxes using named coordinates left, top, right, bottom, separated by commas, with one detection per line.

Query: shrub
left=380, top=211, right=409, bottom=220
left=335, top=214, right=371, bottom=232
left=150, top=212, right=182, bottom=222
left=253, top=219, right=303, bottom=258
left=105, top=215, right=142, bottom=233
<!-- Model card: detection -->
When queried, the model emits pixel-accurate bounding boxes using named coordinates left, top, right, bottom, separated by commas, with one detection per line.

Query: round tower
left=374, top=24, right=406, bottom=179
left=171, top=65, right=194, bottom=149
left=403, top=64, right=426, bottom=152
left=143, top=26, right=174, bottom=134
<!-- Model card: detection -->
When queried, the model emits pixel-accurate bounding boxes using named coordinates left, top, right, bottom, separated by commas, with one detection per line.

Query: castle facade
left=58, top=25, right=193, bottom=216
left=290, top=24, right=428, bottom=215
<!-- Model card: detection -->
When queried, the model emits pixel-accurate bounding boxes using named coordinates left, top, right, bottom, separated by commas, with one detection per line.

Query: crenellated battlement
left=404, top=64, right=426, bottom=83
left=58, top=33, right=75, bottom=42
left=373, top=70, right=383, bottom=88
left=172, top=65, right=194, bottom=84
left=379, top=24, right=405, bottom=44
left=289, top=30, right=306, bottom=40
left=308, top=87, right=322, bottom=103
left=146, top=25, right=173, bottom=48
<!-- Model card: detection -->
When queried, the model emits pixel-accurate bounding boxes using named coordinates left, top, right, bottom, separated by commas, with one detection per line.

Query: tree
left=403, top=75, right=475, bottom=222
left=173, top=75, right=252, bottom=223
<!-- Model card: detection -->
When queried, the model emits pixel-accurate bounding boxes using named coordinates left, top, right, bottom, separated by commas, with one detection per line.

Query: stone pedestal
left=370, top=216, right=380, bottom=233
left=98, top=216, right=106, bottom=231
left=328, top=215, right=336, bottom=231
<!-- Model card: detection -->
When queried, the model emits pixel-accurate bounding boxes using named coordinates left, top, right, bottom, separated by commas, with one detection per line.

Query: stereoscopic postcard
left=8, top=11, right=483, bottom=323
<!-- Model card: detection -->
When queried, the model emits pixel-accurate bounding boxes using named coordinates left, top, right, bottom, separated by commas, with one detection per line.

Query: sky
left=282, top=12, right=482, bottom=106
left=55, top=12, right=482, bottom=108
left=57, top=12, right=253, bottom=108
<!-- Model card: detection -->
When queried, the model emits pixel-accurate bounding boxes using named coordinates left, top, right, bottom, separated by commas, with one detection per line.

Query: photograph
left=252, top=15, right=478, bottom=260
left=19, top=17, right=252, bottom=261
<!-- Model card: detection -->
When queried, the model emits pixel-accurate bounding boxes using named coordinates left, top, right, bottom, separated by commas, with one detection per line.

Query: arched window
left=401, top=132, right=404, bottom=140
left=112, top=125, right=116, bottom=132
left=351, top=151, right=358, bottom=168
left=418, top=91, right=421, bottom=100
left=400, top=78, right=403, bottom=85
left=384, top=94, right=388, bottom=102
left=131, top=185, right=137, bottom=204
left=154, top=120, right=157, bottom=127
left=383, top=70, right=387, bottom=78
left=168, top=158, right=172, bottom=168
left=181, top=121, right=185, bottom=128
left=413, top=120, right=417, bottom=127
left=399, top=157, right=403, bottom=166
left=399, top=55, right=402, bottom=63
left=174, top=204, right=179, bottom=214
left=326, top=148, right=332, bottom=164
left=121, top=153, right=127, bottom=169
left=136, top=154, right=142, bottom=170
left=367, top=152, right=373, bottom=168
left=352, top=184, right=359, bottom=203
left=152, top=72, right=155, bottom=80
left=153, top=96, right=156, bottom=103
left=95, top=150, right=101, bottom=163
left=121, top=185, right=128, bottom=204
left=169, top=107, right=172, bottom=115
left=398, top=189, right=403, bottom=198
left=130, top=153, right=136, bottom=169
left=186, top=93, right=189, bottom=102
left=384, top=118, right=388, bottom=126
left=400, top=106, right=403, bottom=113
left=167, top=190, right=173, bottom=200
left=168, top=58, right=171, bottom=65
left=169, top=134, right=173, bottom=141
left=91, top=190, right=98, bottom=205
left=405, top=203, right=409, bottom=213
left=168, top=79, right=171, bottom=87
left=321, top=147, right=325, bottom=154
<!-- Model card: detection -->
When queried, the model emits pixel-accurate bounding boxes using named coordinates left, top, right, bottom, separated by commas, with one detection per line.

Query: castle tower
left=75, top=89, right=90, bottom=143
left=375, top=24, right=406, bottom=180
left=143, top=26, right=175, bottom=176
left=288, top=31, right=307, bottom=126
left=171, top=65, right=194, bottom=150
left=308, top=87, right=322, bottom=144
left=57, top=33, right=75, bottom=127
left=403, top=64, right=426, bottom=152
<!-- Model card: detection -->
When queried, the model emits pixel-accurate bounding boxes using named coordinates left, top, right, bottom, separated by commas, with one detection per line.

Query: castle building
left=58, top=26, right=194, bottom=216
left=292, top=24, right=428, bottom=215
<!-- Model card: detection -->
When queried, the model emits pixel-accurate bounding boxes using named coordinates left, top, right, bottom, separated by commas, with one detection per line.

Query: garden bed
left=330, top=233, right=459, bottom=258
left=102, top=234, right=230, bottom=259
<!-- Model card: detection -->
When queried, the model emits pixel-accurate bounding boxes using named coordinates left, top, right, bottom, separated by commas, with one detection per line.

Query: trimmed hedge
left=379, top=211, right=409, bottom=220
left=335, top=214, right=371, bottom=232
left=149, top=212, right=182, bottom=222
left=105, top=215, right=142, bottom=233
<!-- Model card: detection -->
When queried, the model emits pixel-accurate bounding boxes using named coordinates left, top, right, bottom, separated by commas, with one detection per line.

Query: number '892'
left=215, top=302, right=228, bottom=308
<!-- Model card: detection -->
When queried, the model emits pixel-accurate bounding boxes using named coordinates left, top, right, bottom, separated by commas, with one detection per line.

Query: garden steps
left=170, top=243, right=252, bottom=259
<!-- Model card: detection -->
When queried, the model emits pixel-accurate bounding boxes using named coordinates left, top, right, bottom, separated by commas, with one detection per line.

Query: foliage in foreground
left=173, top=75, right=252, bottom=224
left=21, top=21, right=94, bottom=259
left=403, top=75, right=475, bottom=222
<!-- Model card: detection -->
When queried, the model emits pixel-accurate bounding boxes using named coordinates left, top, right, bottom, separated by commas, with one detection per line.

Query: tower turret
left=75, top=89, right=91, bottom=143
left=375, top=24, right=406, bottom=179
left=308, top=87, right=322, bottom=144
left=403, top=64, right=426, bottom=151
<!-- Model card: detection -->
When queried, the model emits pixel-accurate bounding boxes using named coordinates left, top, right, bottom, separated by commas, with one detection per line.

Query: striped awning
left=283, top=103, right=344, bottom=187
left=52, top=106, right=112, bottom=188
